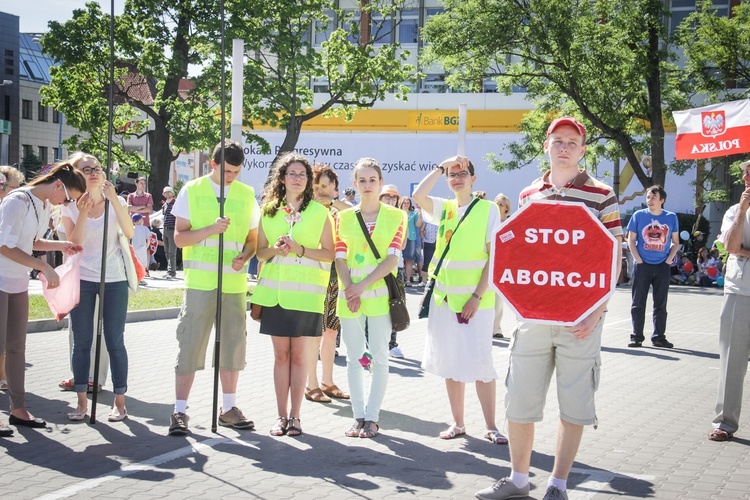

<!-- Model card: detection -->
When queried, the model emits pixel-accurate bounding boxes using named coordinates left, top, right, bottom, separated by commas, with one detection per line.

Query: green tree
left=21, top=151, right=43, bottom=180
left=41, top=0, right=226, bottom=201
left=221, top=0, right=416, bottom=163
left=422, top=0, right=691, bottom=189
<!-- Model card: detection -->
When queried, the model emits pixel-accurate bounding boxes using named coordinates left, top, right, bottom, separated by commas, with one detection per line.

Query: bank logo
left=701, top=110, right=726, bottom=138
left=415, top=113, right=422, bottom=125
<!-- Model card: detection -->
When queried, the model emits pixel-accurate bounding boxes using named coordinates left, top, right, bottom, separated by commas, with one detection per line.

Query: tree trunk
left=644, top=0, right=666, bottom=188
left=148, top=125, right=174, bottom=209
left=275, top=117, right=303, bottom=163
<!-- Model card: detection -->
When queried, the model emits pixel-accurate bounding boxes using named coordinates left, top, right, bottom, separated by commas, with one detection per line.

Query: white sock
left=222, top=393, right=236, bottom=411
left=174, top=400, right=187, bottom=414
left=510, top=471, right=529, bottom=488
left=548, top=477, right=567, bottom=492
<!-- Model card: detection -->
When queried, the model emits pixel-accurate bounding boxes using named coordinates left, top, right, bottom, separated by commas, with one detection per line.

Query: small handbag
left=418, top=197, right=481, bottom=319
left=118, top=229, right=147, bottom=292
left=355, top=210, right=410, bottom=332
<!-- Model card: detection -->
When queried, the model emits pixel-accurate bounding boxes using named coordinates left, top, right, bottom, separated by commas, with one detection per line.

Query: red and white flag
left=672, top=99, right=750, bottom=160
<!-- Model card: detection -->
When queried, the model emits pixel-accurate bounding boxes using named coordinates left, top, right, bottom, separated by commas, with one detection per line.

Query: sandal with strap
left=321, top=383, right=350, bottom=399
left=58, top=378, right=75, bottom=391
left=270, top=417, right=287, bottom=436
left=286, top=417, right=302, bottom=437
left=345, top=418, right=364, bottom=437
left=359, top=421, right=379, bottom=439
left=708, top=428, right=733, bottom=441
left=439, top=424, right=466, bottom=440
left=0, top=379, right=8, bottom=391
left=485, top=429, right=508, bottom=445
left=305, top=387, right=332, bottom=403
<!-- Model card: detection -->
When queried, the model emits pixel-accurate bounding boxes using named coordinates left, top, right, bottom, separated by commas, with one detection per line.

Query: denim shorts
left=403, top=239, right=420, bottom=262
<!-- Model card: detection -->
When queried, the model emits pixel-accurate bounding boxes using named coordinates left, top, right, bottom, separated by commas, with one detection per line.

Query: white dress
left=421, top=197, right=500, bottom=383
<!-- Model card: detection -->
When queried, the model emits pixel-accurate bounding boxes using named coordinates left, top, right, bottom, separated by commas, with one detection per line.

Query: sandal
left=345, top=418, right=364, bottom=437
left=359, top=420, right=379, bottom=439
left=270, top=417, right=288, bottom=436
left=439, top=424, right=466, bottom=440
left=58, top=379, right=75, bottom=391
left=708, top=428, right=733, bottom=442
left=0, top=379, right=8, bottom=391
left=286, top=417, right=302, bottom=437
left=485, top=429, right=508, bottom=445
left=305, top=387, right=332, bottom=403
left=321, top=383, right=350, bottom=399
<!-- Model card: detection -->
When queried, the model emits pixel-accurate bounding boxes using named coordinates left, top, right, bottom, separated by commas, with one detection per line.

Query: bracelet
left=471, top=292, right=481, bottom=300
left=297, top=245, right=306, bottom=258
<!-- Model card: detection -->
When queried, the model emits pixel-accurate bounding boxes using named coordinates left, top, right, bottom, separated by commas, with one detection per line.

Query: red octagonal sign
left=490, top=200, right=618, bottom=325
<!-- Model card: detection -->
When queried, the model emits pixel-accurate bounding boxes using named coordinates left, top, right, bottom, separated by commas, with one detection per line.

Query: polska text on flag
left=672, top=99, right=750, bottom=160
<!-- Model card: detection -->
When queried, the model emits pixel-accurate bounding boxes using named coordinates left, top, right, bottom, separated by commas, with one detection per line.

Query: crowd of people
left=1, top=118, right=749, bottom=500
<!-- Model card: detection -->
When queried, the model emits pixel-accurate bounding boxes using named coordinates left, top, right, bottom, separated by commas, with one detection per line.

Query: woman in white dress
left=412, top=155, right=507, bottom=445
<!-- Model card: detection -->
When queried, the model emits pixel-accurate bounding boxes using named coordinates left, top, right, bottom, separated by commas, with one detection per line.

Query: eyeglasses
left=381, top=194, right=398, bottom=201
left=285, top=172, right=307, bottom=179
left=61, top=182, right=74, bottom=205
left=82, top=166, right=104, bottom=175
left=447, top=171, right=471, bottom=180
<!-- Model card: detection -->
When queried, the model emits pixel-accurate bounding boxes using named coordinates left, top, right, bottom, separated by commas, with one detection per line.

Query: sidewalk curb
left=28, top=301, right=255, bottom=334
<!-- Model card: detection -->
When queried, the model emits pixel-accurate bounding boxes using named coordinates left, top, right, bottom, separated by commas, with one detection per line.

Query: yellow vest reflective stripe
left=336, top=204, right=406, bottom=318
left=183, top=177, right=256, bottom=293
left=430, top=198, right=496, bottom=312
left=251, top=200, right=331, bottom=313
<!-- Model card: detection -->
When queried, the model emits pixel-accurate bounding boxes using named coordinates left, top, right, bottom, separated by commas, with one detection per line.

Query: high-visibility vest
left=183, top=176, right=256, bottom=293
left=251, top=200, right=332, bottom=313
left=336, top=204, right=406, bottom=318
left=430, top=198, right=496, bottom=312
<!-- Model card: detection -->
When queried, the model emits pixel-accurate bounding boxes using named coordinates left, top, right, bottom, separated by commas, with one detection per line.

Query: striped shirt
left=163, top=199, right=176, bottom=228
left=518, top=169, right=623, bottom=238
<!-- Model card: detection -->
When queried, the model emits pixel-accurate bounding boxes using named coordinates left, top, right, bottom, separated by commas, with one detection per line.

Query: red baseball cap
left=546, top=116, right=587, bottom=139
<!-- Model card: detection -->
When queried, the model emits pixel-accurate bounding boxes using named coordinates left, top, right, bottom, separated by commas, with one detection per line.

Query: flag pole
left=211, top=0, right=228, bottom=434
left=90, top=0, right=116, bottom=424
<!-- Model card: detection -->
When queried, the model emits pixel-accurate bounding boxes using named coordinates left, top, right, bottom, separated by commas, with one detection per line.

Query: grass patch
left=28, top=288, right=186, bottom=321
left=28, top=284, right=256, bottom=321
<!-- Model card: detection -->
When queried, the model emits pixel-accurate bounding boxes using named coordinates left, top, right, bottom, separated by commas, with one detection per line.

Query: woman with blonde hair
left=251, top=152, right=334, bottom=437
left=0, top=162, right=85, bottom=434
left=336, top=158, right=406, bottom=438
left=492, top=193, right=512, bottom=339
left=62, top=152, right=134, bottom=422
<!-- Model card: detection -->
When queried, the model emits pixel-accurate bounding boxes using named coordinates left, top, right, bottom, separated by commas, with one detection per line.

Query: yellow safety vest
left=183, top=176, right=255, bottom=293
left=336, top=204, right=406, bottom=318
left=251, top=200, right=332, bottom=313
left=430, top=198, right=496, bottom=312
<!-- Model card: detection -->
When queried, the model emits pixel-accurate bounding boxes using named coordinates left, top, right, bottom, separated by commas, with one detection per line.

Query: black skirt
left=258, top=304, right=323, bottom=338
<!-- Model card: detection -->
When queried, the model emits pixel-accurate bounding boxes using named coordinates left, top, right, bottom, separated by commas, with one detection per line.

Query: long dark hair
left=262, top=152, right=314, bottom=217
left=27, top=161, right=86, bottom=193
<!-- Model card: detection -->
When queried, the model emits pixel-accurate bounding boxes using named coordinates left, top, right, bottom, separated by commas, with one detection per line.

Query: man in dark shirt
left=162, top=186, right=177, bottom=279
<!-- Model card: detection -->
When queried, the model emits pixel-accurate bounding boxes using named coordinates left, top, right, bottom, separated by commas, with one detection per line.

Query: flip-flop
left=439, top=424, right=466, bottom=440
left=485, top=429, right=509, bottom=445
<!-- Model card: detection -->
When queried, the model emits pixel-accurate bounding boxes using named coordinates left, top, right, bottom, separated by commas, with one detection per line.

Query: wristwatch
left=436, top=165, right=445, bottom=174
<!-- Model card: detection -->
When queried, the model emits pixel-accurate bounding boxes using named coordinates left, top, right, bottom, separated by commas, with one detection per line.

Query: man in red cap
left=476, top=117, right=623, bottom=500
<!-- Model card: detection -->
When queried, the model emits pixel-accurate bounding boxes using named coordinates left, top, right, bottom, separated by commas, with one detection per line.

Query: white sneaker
left=389, top=346, right=404, bottom=358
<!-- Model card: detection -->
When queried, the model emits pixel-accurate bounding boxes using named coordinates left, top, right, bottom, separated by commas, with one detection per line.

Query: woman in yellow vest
left=335, top=158, right=407, bottom=439
left=251, top=153, right=334, bottom=437
left=412, top=155, right=508, bottom=445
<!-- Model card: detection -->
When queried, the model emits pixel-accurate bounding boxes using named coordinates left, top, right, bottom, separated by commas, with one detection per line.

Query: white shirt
left=0, top=189, right=52, bottom=293
left=61, top=198, right=127, bottom=283
left=171, top=178, right=260, bottom=231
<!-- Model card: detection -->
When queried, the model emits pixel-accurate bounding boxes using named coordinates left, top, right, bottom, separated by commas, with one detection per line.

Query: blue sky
left=2, top=1, right=126, bottom=33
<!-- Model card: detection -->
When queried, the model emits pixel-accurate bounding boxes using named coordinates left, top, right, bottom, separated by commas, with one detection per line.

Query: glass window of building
left=22, top=100, right=32, bottom=119
left=52, top=109, right=60, bottom=124
left=399, top=9, right=419, bottom=44
left=38, top=103, right=48, bottom=122
left=38, top=146, right=48, bottom=163
left=314, top=10, right=334, bottom=45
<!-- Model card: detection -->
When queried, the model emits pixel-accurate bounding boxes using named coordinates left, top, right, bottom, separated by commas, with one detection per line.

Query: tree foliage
left=221, top=0, right=416, bottom=162
left=422, top=0, right=692, bottom=189
left=41, top=0, right=416, bottom=200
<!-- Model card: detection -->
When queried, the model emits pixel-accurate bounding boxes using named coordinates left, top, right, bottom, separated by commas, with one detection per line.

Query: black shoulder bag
left=418, top=197, right=481, bottom=319
left=355, top=209, right=410, bottom=332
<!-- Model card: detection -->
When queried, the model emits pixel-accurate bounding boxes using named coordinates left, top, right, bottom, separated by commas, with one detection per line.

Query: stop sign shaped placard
left=490, top=200, right=618, bottom=325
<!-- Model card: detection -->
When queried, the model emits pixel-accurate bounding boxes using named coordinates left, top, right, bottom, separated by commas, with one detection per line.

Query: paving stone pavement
left=1, top=285, right=748, bottom=499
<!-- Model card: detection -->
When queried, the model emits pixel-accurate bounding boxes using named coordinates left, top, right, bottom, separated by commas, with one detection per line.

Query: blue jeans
left=70, top=280, right=129, bottom=394
left=630, top=262, right=671, bottom=343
